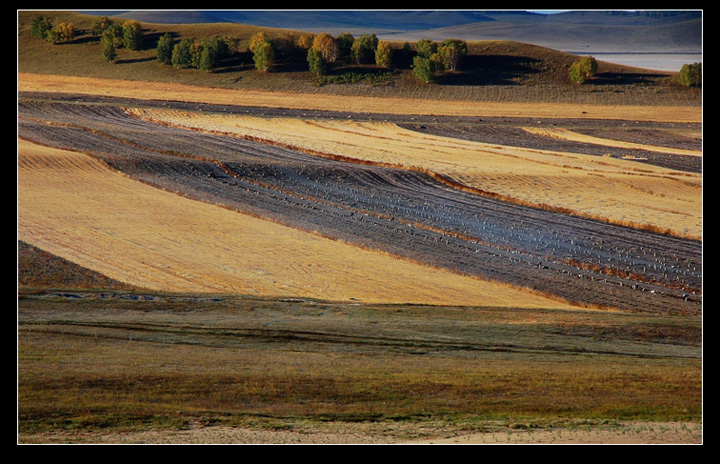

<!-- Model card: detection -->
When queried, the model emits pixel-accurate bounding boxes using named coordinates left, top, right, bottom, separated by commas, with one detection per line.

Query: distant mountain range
left=79, top=10, right=702, bottom=53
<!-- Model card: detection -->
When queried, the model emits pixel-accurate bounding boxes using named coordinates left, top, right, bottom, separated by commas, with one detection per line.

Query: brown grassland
left=17, top=11, right=702, bottom=444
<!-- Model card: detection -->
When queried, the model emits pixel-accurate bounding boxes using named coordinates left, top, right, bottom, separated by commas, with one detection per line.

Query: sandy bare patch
left=18, top=421, right=701, bottom=444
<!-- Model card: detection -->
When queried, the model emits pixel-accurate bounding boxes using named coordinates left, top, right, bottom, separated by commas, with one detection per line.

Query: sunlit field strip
left=18, top=73, right=702, bottom=123
left=521, top=127, right=702, bottom=156
left=129, top=109, right=702, bottom=239
left=18, top=139, right=579, bottom=309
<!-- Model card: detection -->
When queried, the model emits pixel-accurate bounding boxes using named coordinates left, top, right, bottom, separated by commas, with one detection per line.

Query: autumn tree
left=46, top=22, right=75, bottom=44
left=375, top=40, right=392, bottom=68
left=297, top=32, right=315, bottom=50
left=312, top=33, right=339, bottom=63
left=436, top=39, right=467, bottom=71
left=91, top=15, right=114, bottom=35
left=249, top=31, right=268, bottom=53
left=569, top=56, right=598, bottom=84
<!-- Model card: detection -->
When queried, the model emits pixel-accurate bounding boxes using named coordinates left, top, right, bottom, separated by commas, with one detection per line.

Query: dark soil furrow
left=18, top=97, right=702, bottom=314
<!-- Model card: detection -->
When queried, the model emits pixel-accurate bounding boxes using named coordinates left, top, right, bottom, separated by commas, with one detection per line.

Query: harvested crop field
left=18, top=88, right=701, bottom=314
left=17, top=73, right=702, bottom=444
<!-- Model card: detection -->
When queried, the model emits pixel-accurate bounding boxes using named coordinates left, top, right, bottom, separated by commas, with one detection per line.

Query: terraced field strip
left=521, top=127, right=703, bottom=156
left=18, top=73, right=702, bottom=123
left=130, top=109, right=702, bottom=239
left=18, top=138, right=579, bottom=309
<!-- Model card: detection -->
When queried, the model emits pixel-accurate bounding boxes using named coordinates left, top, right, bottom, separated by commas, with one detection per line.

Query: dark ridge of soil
left=18, top=96, right=702, bottom=314
left=17, top=240, right=136, bottom=291
left=19, top=91, right=702, bottom=174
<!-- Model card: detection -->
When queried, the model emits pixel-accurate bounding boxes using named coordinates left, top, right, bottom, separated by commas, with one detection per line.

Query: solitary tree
left=678, top=62, right=701, bottom=87
left=569, top=56, right=598, bottom=84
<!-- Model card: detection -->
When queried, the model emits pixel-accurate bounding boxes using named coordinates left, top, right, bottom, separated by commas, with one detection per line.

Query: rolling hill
left=79, top=9, right=702, bottom=54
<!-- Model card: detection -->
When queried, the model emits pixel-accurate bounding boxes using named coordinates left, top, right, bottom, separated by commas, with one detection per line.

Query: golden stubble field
left=128, top=107, right=702, bottom=239
left=18, top=138, right=576, bottom=308
left=17, top=73, right=703, bottom=444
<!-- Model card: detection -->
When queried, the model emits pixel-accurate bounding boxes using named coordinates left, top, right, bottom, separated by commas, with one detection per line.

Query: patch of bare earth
left=19, top=421, right=702, bottom=444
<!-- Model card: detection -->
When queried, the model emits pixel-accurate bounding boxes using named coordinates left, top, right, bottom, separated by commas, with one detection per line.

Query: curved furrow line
left=17, top=99, right=702, bottom=313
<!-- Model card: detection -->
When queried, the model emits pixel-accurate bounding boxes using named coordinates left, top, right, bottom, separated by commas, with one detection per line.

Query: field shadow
left=589, top=71, right=669, bottom=85
left=434, top=54, right=542, bottom=86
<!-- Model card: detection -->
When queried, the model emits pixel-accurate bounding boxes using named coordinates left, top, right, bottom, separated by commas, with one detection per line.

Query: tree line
left=29, top=14, right=702, bottom=88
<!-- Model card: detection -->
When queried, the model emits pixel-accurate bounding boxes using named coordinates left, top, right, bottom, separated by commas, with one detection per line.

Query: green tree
left=122, top=20, right=144, bottom=51
left=569, top=61, right=587, bottom=84
left=102, top=36, right=117, bottom=63
left=252, top=40, right=275, bottom=72
left=569, top=56, right=598, bottom=84
left=678, top=62, right=701, bottom=87
left=375, top=40, right=392, bottom=68
left=436, top=39, right=467, bottom=71
left=156, top=33, right=174, bottom=65
left=307, top=47, right=327, bottom=75
left=336, top=32, right=354, bottom=58
left=30, top=15, right=52, bottom=40
left=91, top=15, right=114, bottom=35
left=197, top=36, right=230, bottom=71
left=416, top=39, right=437, bottom=58
left=351, top=33, right=378, bottom=64
left=103, top=24, right=124, bottom=48
left=411, top=55, right=436, bottom=83
left=171, top=37, right=194, bottom=68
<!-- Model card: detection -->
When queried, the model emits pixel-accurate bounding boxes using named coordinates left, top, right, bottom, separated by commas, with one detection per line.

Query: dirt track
left=18, top=93, right=702, bottom=314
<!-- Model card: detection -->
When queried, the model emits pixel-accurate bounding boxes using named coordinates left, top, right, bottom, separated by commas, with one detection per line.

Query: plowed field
left=18, top=88, right=702, bottom=314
